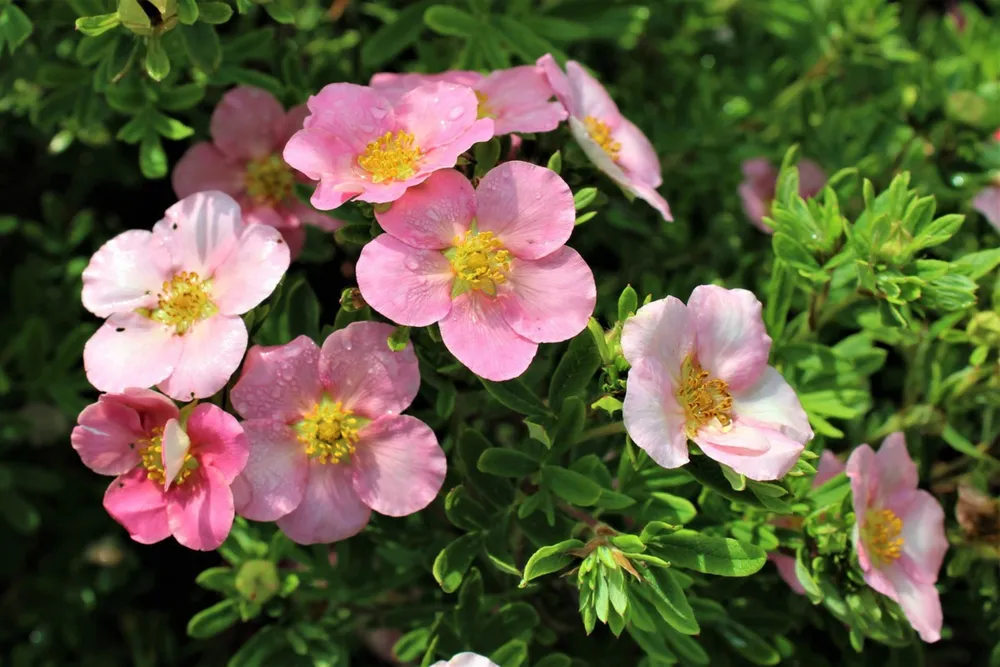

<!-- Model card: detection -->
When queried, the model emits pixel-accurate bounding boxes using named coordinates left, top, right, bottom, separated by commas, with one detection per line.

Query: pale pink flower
left=370, top=66, right=567, bottom=135
left=283, top=82, right=494, bottom=209
left=846, top=433, right=948, bottom=643
left=971, top=187, right=1000, bottom=232
left=433, top=654, right=499, bottom=667
left=536, top=54, right=671, bottom=222
left=739, top=158, right=827, bottom=233
left=621, top=285, right=812, bottom=481
left=771, top=450, right=845, bottom=593
left=82, top=191, right=290, bottom=401
left=71, top=389, right=249, bottom=550
left=229, top=322, right=446, bottom=545
left=355, top=162, right=596, bottom=381
left=172, top=86, right=343, bottom=256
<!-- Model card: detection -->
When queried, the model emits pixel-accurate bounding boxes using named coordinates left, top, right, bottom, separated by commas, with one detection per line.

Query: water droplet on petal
left=448, top=107, right=464, bottom=120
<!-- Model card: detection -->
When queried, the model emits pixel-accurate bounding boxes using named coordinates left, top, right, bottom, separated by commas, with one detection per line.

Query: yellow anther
left=357, top=131, right=421, bottom=184
left=677, top=355, right=733, bottom=438
left=296, top=400, right=361, bottom=465
left=475, top=90, right=494, bottom=119
left=583, top=116, right=621, bottom=161
left=137, top=427, right=195, bottom=486
left=449, top=230, right=511, bottom=296
left=864, top=508, right=904, bottom=565
left=245, top=154, right=295, bottom=206
left=148, top=271, right=217, bottom=335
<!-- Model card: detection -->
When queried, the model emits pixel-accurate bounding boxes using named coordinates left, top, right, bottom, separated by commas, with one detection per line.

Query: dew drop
left=448, top=107, right=465, bottom=120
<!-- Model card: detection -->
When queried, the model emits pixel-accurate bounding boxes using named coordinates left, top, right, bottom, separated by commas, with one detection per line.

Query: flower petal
left=770, top=553, right=806, bottom=594
left=972, top=187, right=1000, bottom=230
left=231, top=336, right=322, bottom=421
left=276, top=463, right=371, bottom=545
left=628, top=179, right=674, bottom=223
left=732, top=366, right=812, bottom=444
left=688, top=285, right=771, bottom=392
left=475, top=161, right=575, bottom=260
left=156, top=191, right=244, bottom=277
left=232, top=418, right=309, bottom=521
left=623, top=362, right=689, bottom=469
left=499, top=247, right=596, bottom=343
left=186, top=403, right=249, bottom=483
left=439, top=291, right=537, bottom=381
left=694, top=419, right=805, bottom=481
left=620, top=295, right=693, bottom=382
left=352, top=415, right=446, bottom=517
left=439, top=653, right=500, bottom=667
left=161, top=417, right=191, bottom=491
left=303, top=83, right=394, bottom=154
left=211, top=223, right=290, bottom=315
left=103, top=468, right=170, bottom=545
left=874, top=432, right=919, bottom=501
left=84, top=314, right=181, bottom=394
left=417, top=119, right=495, bottom=176
left=71, top=399, right=144, bottom=475
left=319, top=321, right=421, bottom=418
left=166, top=465, right=235, bottom=551
left=157, top=314, right=248, bottom=401
left=897, top=490, right=947, bottom=584
left=813, top=450, right=844, bottom=487
left=884, top=565, right=943, bottom=643
left=536, top=54, right=572, bottom=111
left=282, top=129, right=360, bottom=210
left=172, top=142, right=245, bottom=199
left=846, top=444, right=878, bottom=534
left=565, top=61, right=622, bottom=125
left=108, top=387, right=179, bottom=432
left=356, top=235, right=455, bottom=327
left=211, top=86, right=285, bottom=161
left=797, top=159, right=827, bottom=198
left=739, top=182, right=771, bottom=231
left=277, top=104, right=310, bottom=148
left=477, top=66, right=567, bottom=135
left=374, top=168, right=474, bottom=249
left=397, top=82, right=484, bottom=148
left=613, top=118, right=663, bottom=188
left=82, top=230, right=172, bottom=317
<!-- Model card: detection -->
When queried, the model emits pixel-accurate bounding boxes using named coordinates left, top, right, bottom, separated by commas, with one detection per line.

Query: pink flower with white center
left=846, top=433, right=948, bottom=643
left=432, top=654, right=498, bottom=667
left=738, top=158, right=827, bottom=233
left=82, top=191, right=290, bottom=401
left=172, top=86, right=343, bottom=256
left=621, top=285, right=813, bottom=481
left=355, top=162, right=596, bottom=381
left=536, top=54, right=671, bottom=222
left=283, top=82, right=494, bottom=209
left=370, top=66, right=567, bottom=136
left=71, top=389, right=249, bottom=550
left=771, top=451, right=845, bottom=593
left=229, top=322, right=446, bottom=545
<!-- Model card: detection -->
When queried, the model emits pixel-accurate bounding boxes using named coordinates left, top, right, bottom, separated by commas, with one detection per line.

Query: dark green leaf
left=361, top=1, right=432, bottom=68
left=542, top=465, right=602, bottom=506
left=433, top=533, right=482, bottom=593
left=187, top=600, right=240, bottom=638
left=646, top=529, right=766, bottom=577
left=180, top=23, right=222, bottom=73
left=548, top=332, right=600, bottom=410
left=478, top=448, right=539, bottom=477
left=197, top=2, right=233, bottom=24
left=482, top=378, right=550, bottom=417
left=424, top=5, right=479, bottom=36
left=520, top=539, right=583, bottom=585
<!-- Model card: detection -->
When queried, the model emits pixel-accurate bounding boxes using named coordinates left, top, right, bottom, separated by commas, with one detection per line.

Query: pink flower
left=355, top=162, right=596, bottom=381
left=433, top=654, right=499, bottom=667
left=536, top=54, right=671, bottom=222
left=71, top=389, right=249, bottom=550
left=229, top=322, right=446, bottom=545
left=621, top=285, right=813, bottom=481
left=846, top=433, right=948, bottom=643
left=738, top=158, right=827, bottom=233
left=370, top=66, right=567, bottom=136
left=172, top=86, right=343, bottom=256
left=283, top=82, right=494, bottom=209
left=82, top=191, right=290, bottom=401
left=972, top=187, right=1000, bottom=232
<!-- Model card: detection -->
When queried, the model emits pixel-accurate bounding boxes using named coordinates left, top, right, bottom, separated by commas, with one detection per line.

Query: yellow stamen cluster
left=296, top=400, right=361, bottom=465
left=357, top=131, right=421, bottom=184
left=137, top=427, right=195, bottom=486
left=583, top=116, right=621, bottom=161
left=475, top=90, right=494, bottom=119
left=449, top=230, right=511, bottom=296
left=145, top=271, right=217, bottom=335
left=677, top=355, right=733, bottom=438
left=245, top=154, right=295, bottom=206
left=864, top=508, right=904, bottom=565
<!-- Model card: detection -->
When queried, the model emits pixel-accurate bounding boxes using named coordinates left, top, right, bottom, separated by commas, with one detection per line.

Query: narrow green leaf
left=361, top=1, right=432, bottom=68
left=187, top=600, right=240, bottom=638
left=482, top=378, right=550, bottom=417
left=520, top=539, right=583, bottom=585
left=424, top=5, right=479, bottom=37
left=478, top=448, right=539, bottom=477
left=548, top=332, right=601, bottom=410
left=542, top=465, right=602, bottom=506
left=75, top=13, right=120, bottom=36
left=433, top=533, right=482, bottom=593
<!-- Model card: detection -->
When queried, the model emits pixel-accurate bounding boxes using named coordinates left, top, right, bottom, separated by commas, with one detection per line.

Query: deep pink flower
left=621, top=285, right=813, bottom=480
left=738, top=158, right=827, bottom=233
left=283, top=82, right=494, bottom=209
left=82, top=191, right=290, bottom=401
left=370, top=66, right=567, bottom=136
left=355, top=162, right=596, bottom=381
left=433, top=654, right=498, bottom=667
left=846, top=433, right=948, bottom=643
left=229, top=322, right=446, bottom=545
left=536, top=54, right=671, bottom=222
left=71, top=389, right=249, bottom=550
left=172, top=86, right=343, bottom=256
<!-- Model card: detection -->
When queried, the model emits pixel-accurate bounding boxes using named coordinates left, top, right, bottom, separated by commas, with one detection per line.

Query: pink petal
left=731, top=366, right=812, bottom=444
left=84, top=314, right=181, bottom=394
left=107, top=387, right=180, bottom=432
left=161, top=418, right=191, bottom=491
left=71, top=399, right=144, bottom=475
left=846, top=444, right=878, bottom=529
left=620, top=295, right=694, bottom=382
left=897, top=491, right=947, bottom=584
left=499, top=247, right=596, bottom=343
left=623, top=362, right=689, bottom=469
left=186, top=403, right=249, bottom=483
left=231, top=336, right=322, bottom=422
left=157, top=314, right=248, bottom=401
left=374, top=168, right=474, bottom=249
left=353, top=178, right=420, bottom=205
left=874, top=432, right=919, bottom=501
left=417, top=118, right=495, bottom=175
left=694, top=419, right=805, bottom=481
left=166, top=465, right=235, bottom=551
left=797, top=159, right=827, bottom=198
left=739, top=182, right=772, bottom=231
left=319, top=321, right=421, bottom=418
left=282, top=129, right=361, bottom=210
left=770, top=553, right=806, bottom=594
left=397, top=82, right=485, bottom=148
left=352, top=415, right=446, bottom=517
left=156, top=191, right=244, bottom=277
left=277, top=104, right=310, bottom=148
left=356, top=235, right=455, bottom=327
left=439, top=653, right=499, bottom=667
left=688, top=285, right=771, bottom=393
left=475, top=161, right=575, bottom=260
left=813, top=450, right=844, bottom=487
left=211, top=223, right=290, bottom=315
left=536, top=54, right=572, bottom=111
left=243, top=203, right=293, bottom=230
left=172, top=142, right=245, bottom=199
left=569, top=116, right=631, bottom=186
left=304, top=83, right=395, bottom=154
left=232, top=418, right=308, bottom=521
left=370, top=71, right=483, bottom=104
left=103, top=468, right=170, bottom=545
left=972, top=187, right=1000, bottom=230
left=629, top=180, right=674, bottom=223
left=211, top=86, right=285, bottom=161
left=438, top=291, right=538, bottom=381
left=614, top=118, right=663, bottom=189
left=82, top=230, right=172, bottom=318
left=565, top=61, right=622, bottom=126
left=276, top=462, right=371, bottom=544
left=476, top=66, right=567, bottom=135
left=884, top=565, right=943, bottom=643
left=860, top=553, right=897, bottom=597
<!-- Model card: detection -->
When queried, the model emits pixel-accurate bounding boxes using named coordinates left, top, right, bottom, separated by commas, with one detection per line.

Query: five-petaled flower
left=738, top=158, right=827, bottom=233
left=355, top=162, right=596, bottom=381
left=229, top=322, right=446, bottom=545
left=621, top=285, right=813, bottom=480
left=82, top=191, right=290, bottom=401
left=846, top=432, right=948, bottom=643
left=283, top=82, right=494, bottom=210
left=537, top=54, right=672, bottom=222
left=71, top=389, right=249, bottom=550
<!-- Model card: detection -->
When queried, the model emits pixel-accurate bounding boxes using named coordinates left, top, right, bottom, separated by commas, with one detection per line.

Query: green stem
left=577, top=421, right=626, bottom=444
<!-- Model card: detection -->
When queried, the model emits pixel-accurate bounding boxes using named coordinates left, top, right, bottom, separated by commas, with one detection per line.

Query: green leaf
left=574, top=187, right=598, bottom=210
left=542, top=465, right=602, bottom=506
left=809, top=471, right=850, bottom=508
left=684, top=455, right=768, bottom=508
left=794, top=546, right=822, bottom=599
left=534, top=655, right=572, bottom=667
left=393, top=628, right=431, bottom=662
left=489, top=639, right=528, bottom=667
left=187, top=600, right=240, bottom=638
left=458, top=430, right=515, bottom=507
left=952, top=248, right=1000, bottom=280
left=433, top=533, right=482, bottom=593
left=645, top=529, right=766, bottom=577
left=495, top=15, right=559, bottom=62
left=546, top=151, right=562, bottom=174
left=197, top=1, right=233, bottom=24
left=548, top=332, right=601, bottom=410
left=151, top=112, right=194, bottom=140
left=445, top=485, right=493, bottom=531
left=75, top=13, right=120, bottom=36
left=424, top=5, right=479, bottom=36
left=550, top=396, right=585, bottom=454
left=227, top=627, right=285, bottom=667
left=718, top=622, right=781, bottom=665
left=195, top=567, right=235, bottom=593
left=139, top=133, right=168, bottom=179
left=0, top=491, right=40, bottom=533
left=180, top=22, right=222, bottom=73
left=617, top=285, right=638, bottom=322
left=234, top=560, right=280, bottom=605
left=361, top=0, right=431, bottom=68
left=0, top=4, right=33, bottom=51
left=520, top=539, right=583, bottom=585
left=644, top=567, right=700, bottom=635
left=478, top=448, right=539, bottom=477
left=474, top=137, right=501, bottom=179
left=482, top=378, right=550, bottom=417
left=643, top=492, right=697, bottom=525
left=177, top=0, right=198, bottom=24
left=144, top=38, right=170, bottom=81
left=263, top=0, right=296, bottom=24
left=662, top=624, right=710, bottom=665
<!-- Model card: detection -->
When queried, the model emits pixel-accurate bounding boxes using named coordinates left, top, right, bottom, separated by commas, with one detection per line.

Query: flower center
left=357, top=131, right=421, bottom=184
left=245, top=154, right=295, bottom=206
left=137, top=427, right=196, bottom=486
left=296, top=399, right=361, bottom=465
left=583, top=116, right=621, bottom=161
left=677, top=355, right=733, bottom=438
left=863, top=508, right=904, bottom=565
left=475, top=90, right=494, bottom=119
left=448, top=230, right=511, bottom=297
left=146, top=271, right=218, bottom=335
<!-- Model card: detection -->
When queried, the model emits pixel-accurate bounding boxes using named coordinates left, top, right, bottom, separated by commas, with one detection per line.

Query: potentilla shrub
left=1, top=1, right=999, bottom=666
